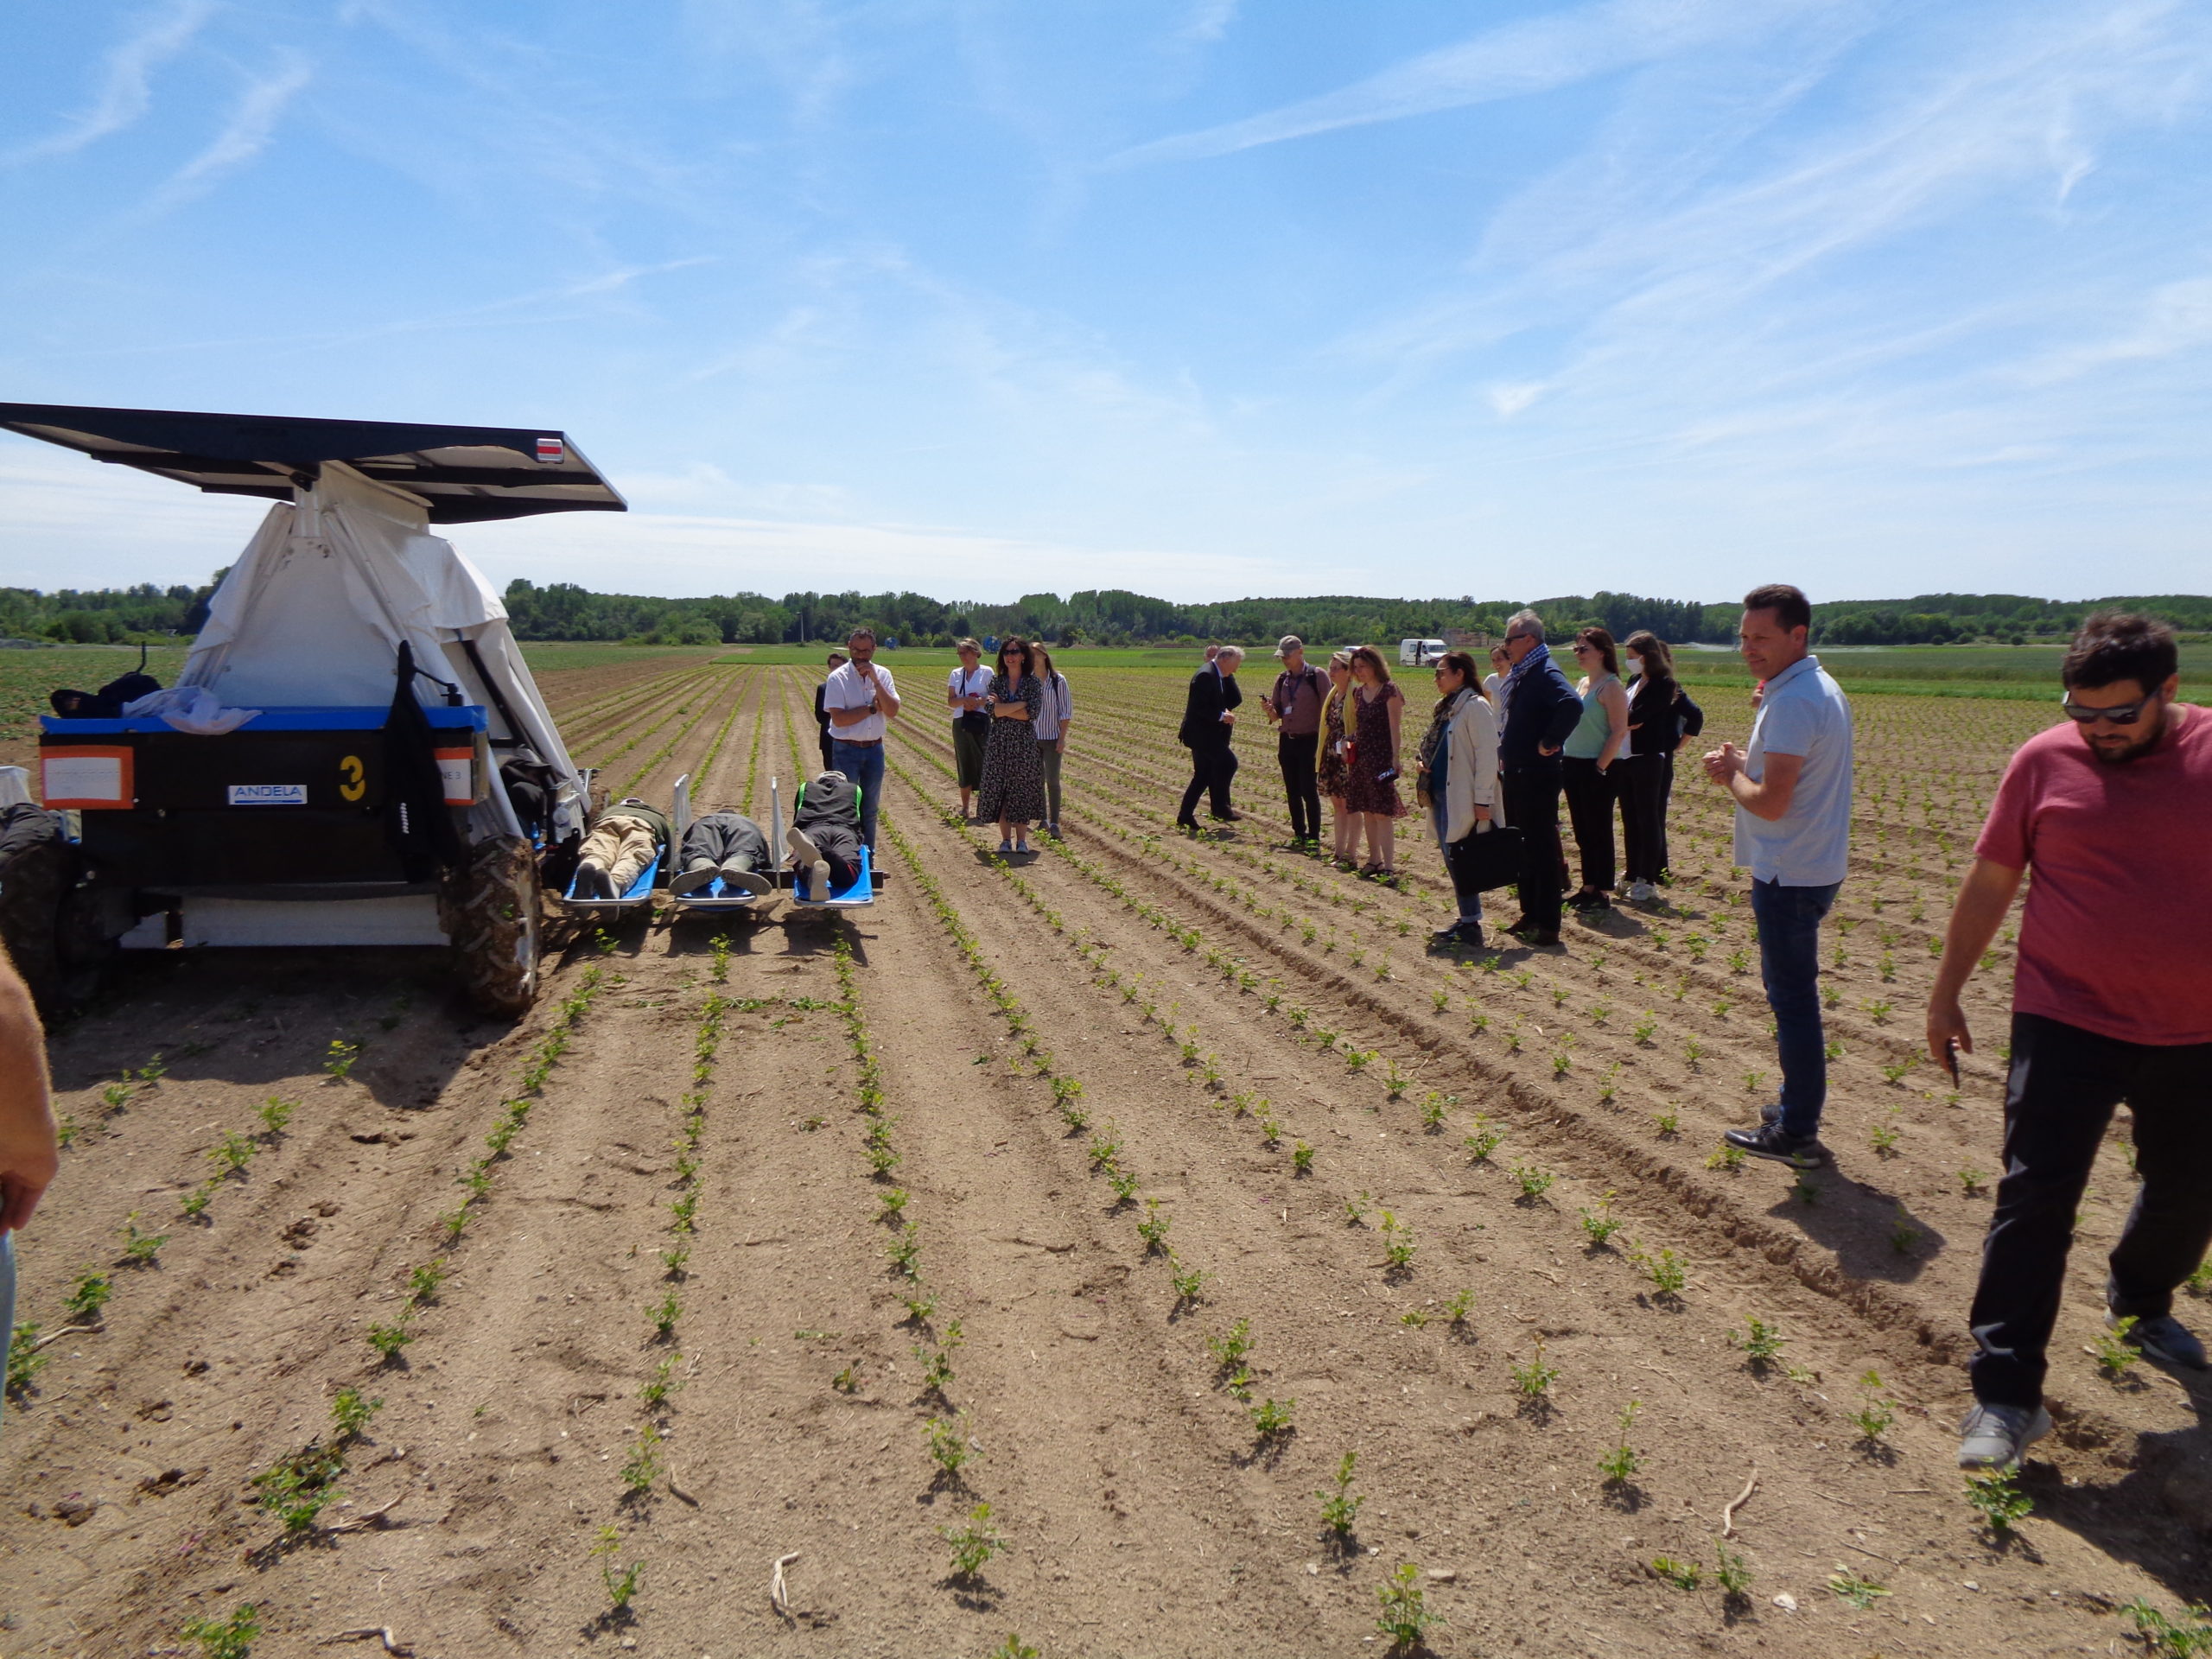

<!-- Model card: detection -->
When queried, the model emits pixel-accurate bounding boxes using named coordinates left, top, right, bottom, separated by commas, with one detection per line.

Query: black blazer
left=1178, top=665, right=1241, bottom=748
left=1497, top=654, right=1582, bottom=770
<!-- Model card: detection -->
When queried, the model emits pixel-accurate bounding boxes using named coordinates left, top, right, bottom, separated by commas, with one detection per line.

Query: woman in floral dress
left=1343, top=645, right=1406, bottom=876
left=978, top=635, right=1047, bottom=852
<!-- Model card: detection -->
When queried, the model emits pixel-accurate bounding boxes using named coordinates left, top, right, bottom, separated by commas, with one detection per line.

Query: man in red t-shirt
left=1927, top=613, right=2212, bottom=1471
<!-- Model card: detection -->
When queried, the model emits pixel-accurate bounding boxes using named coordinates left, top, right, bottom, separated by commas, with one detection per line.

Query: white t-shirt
left=1733, top=653, right=1853, bottom=887
left=948, top=664, right=990, bottom=721
left=823, top=660, right=899, bottom=743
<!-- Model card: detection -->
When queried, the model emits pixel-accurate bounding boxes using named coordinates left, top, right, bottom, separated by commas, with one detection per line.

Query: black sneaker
left=2107, top=1288, right=2209, bottom=1370
left=1721, top=1122, right=1827, bottom=1169
left=1510, top=923, right=1560, bottom=947
left=1210, top=810, right=1243, bottom=823
left=1432, top=921, right=1484, bottom=950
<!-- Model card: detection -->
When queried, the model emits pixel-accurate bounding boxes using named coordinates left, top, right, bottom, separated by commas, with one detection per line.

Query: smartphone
left=1944, top=1039, right=1961, bottom=1088
left=1376, top=767, right=1398, bottom=783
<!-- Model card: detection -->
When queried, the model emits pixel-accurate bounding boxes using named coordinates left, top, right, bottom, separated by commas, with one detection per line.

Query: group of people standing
left=947, top=636, right=1073, bottom=855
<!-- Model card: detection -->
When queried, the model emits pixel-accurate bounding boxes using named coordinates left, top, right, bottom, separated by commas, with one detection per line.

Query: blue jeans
left=1750, top=876, right=1840, bottom=1138
left=829, top=740, right=885, bottom=852
left=1432, top=802, right=1483, bottom=924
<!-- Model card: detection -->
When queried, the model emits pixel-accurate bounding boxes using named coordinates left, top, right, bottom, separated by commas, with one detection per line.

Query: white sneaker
left=1628, top=880, right=1656, bottom=904
left=808, top=860, right=830, bottom=901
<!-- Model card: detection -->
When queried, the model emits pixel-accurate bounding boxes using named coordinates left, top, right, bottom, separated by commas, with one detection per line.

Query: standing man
left=1496, top=609, right=1582, bottom=946
left=822, top=626, right=900, bottom=852
left=1707, top=583, right=1853, bottom=1169
left=945, top=639, right=991, bottom=821
left=1929, top=613, right=2212, bottom=1471
left=812, top=650, right=846, bottom=775
left=1262, top=635, right=1328, bottom=849
left=0, top=944, right=56, bottom=1436
left=1177, top=644, right=1244, bottom=829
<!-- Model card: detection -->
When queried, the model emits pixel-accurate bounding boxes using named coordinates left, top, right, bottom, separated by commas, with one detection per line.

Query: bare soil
left=3, top=663, right=2208, bottom=1658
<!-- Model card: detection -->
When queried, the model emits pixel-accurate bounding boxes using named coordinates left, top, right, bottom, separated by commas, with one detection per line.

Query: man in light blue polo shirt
left=1703, top=583, right=1854, bottom=1169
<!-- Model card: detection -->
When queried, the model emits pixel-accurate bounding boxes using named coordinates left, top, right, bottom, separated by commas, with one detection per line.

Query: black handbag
left=1446, top=822, right=1525, bottom=893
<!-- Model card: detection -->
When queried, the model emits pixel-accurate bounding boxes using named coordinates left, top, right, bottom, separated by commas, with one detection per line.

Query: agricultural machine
left=0, top=402, right=625, bottom=1017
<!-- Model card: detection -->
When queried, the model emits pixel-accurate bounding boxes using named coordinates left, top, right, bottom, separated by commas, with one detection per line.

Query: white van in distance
left=1398, top=639, right=1448, bottom=666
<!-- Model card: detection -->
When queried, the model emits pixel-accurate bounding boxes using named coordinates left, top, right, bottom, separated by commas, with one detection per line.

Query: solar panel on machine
left=0, top=401, right=626, bottom=524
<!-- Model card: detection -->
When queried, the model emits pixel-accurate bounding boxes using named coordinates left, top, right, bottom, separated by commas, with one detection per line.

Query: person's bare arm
left=0, top=954, right=55, bottom=1234
left=1925, top=856, right=2024, bottom=1065
left=828, top=699, right=877, bottom=728
left=1703, top=744, right=1802, bottom=822
left=870, top=670, right=900, bottom=719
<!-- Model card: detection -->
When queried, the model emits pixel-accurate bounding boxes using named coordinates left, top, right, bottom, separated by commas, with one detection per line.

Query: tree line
left=3, top=573, right=2205, bottom=649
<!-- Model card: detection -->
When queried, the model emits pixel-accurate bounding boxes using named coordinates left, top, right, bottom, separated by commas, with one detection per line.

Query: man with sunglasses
left=1929, top=612, right=2212, bottom=1473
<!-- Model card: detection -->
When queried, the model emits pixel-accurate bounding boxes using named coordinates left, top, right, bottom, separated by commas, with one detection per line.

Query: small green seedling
left=1827, top=1563, right=1890, bottom=1610
left=323, top=1039, right=360, bottom=1081
left=1512, top=1336, right=1559, bottom=1400
left=67, top=1269, right=113, bottom=1323
left=620, top=1421, right=663, bottom=1493
left=1444, top=1287, right=1475, bottom=1327
left=1848, top=1369, right=1896, bottom=1446
left=2120, top=1598, right=2212, bottom=1657
left=8, top=1321, right=48, bottom=1394
left=1511, top=1163, right=1554, bottom=1201
left=1292, top=1140, right=1315, bottom=1173
left=1965, top=1468, right=2033, bottom=1535
left=256, top=1096, right=296, bottom=1137
left=1598, top=1400, right=1642, bottom=1484
left=207, top=1132, right=256, bottom=1178
left=118, top=1212, right=168, bottom=1266
left=1207, top=1319, right=1253, bottom=1374
left=179, top=1604, right=260, bottom=1659
left=1375, top=1560, right=1440, bottom=1652
left=329, top=1386, right=383, bottom=1441
left=1728, top=1318, right=1786, bottom=1370
left=640, top=1355, right=684, bottom=1408
left=649, top=1291, right=682, bottom=1338
left=1169, top=1258, right=1211, bottom=1306
left=1714, top=1542, right=1753, bottom=1601
left=942, top=1501, right=1007, bottom=1579
left=1136, top=1198, right=1172, bottom=1254
left=1579, top=1196, right=1622, bottom=1249
left=590, top=1525, right=645, bottom=1609
left=1379, top=1211, right=1415, bottom=1271
left=2094, top=1318, right=2141, bottom=1381
left=1462, top=1118, right=1503, bottom=1162
left=925, top=1414, right=977, bottom=1478
left=1650, top=1555, right=1701, bottom=1592
left=366, top=1319, right=413, bottom=1360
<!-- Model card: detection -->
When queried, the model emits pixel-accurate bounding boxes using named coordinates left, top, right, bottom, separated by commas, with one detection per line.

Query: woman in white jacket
left=1414, top=651, right=1501, bottom=949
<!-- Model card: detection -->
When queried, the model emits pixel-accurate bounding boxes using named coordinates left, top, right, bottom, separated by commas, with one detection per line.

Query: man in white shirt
left=945, top=639, right=991, bottom=821
left=822, top=626, right=901, bottom=851
left=1705, top=582, right=1854, bottom=1170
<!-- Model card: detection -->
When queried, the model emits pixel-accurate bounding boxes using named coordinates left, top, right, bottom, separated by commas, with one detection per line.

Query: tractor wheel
left=445, top=836, right=542, bottom=1018
left=0, top=804, right=76, bottom=1021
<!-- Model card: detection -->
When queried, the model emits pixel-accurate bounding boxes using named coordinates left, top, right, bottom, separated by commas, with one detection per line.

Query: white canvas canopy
left=180, top=462, right=587, bottom=840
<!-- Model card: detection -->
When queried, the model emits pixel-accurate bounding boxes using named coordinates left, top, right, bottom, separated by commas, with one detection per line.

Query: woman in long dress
left=978, top=635, right=1047, bottom=853
left=1315, top=650, right=1356, bottom=865
left=1343, top=645, right=1406, bottom=877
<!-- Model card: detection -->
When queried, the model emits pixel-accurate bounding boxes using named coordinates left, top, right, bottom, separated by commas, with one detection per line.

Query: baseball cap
left=1275, top=634, right=1304, bottom=657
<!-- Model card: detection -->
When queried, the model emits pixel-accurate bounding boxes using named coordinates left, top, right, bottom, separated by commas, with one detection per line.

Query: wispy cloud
left=1109, top=0, right=1843, bottom=168
left=165, top=52, right=312, bottom=192
left=2, top=0, right=215, bottom=168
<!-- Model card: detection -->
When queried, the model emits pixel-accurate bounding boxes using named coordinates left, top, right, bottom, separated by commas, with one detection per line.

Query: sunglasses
left=2060, top=690, right=2155, bottom=726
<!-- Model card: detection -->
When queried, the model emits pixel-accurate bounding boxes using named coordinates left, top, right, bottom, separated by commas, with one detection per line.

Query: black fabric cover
left=384, top=641, right=467, bottom=880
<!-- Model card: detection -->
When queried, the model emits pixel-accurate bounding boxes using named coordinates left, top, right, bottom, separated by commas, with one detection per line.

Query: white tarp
left=180, top=462, right=585, bottom=838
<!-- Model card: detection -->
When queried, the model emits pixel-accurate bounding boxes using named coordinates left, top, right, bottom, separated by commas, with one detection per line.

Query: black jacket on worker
left=1177, top=664, right=1243, bottom=823
left=792, top=770, right=863, bottom=888
left=1497, top=652, right=1582, bottom=770
left=1178, top=664, right=1242, bottom=748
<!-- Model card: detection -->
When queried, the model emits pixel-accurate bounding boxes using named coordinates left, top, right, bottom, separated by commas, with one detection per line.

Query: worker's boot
left=670, top=857, right=721, bottom=896
left=573, top=861, right=613, bottom=899
left=719, top=857, right=772, bottom=897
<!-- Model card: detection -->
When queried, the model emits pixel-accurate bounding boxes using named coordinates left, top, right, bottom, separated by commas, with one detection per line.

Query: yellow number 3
left=338, top=754, right=365, bottom=802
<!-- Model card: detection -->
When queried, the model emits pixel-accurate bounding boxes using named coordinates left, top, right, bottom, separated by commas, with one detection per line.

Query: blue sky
left=3, top=0, right=2209, bottom=606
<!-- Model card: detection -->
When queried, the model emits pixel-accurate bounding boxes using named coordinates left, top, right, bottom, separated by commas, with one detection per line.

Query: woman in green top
left=1561, top=626, right=1630, bottom=911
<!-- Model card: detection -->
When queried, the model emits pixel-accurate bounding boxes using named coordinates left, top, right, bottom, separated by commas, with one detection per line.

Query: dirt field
left=4, top=655, right=2209, bottom=1658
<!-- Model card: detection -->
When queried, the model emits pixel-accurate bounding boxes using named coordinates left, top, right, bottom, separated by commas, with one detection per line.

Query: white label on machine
left=435, top=751, right=474, bottom=804
left=44, top=755, right=124, bottom=803
left=228, top=784, right=308, bottom=805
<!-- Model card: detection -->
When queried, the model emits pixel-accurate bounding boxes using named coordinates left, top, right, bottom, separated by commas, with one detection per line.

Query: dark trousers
left=1278, top=733, right=1321, bottom=840
left=817, top=726, right=835, bottom=775
left=1179, top=741, right=1237, bottom=822
left=1618, top=753, right=1669, bottom=884
left=1969, top=1013, right=2212, bottom=1408
left=680, top=812, right=768, bottom=872
left=1501, top=765, right=1564, bottom=929
left=1560, top=757, right=1618, bottom=892
left=1750, top=876, right=1840, bottom=1137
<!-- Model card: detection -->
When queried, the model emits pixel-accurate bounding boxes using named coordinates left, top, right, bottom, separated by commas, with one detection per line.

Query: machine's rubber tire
left=445, top=836, right=542, bottom=1019
left=0, top=807, right=75, bottom=1021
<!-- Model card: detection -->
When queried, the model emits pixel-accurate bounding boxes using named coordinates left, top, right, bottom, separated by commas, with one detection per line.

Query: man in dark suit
left=1178, top=644, right=1245, bottom=828
left=1497, top=611, right=1584, bottom=944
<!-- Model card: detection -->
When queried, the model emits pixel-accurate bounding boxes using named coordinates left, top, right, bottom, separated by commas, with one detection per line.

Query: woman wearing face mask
left=1414, top=651, right=1498, bottom=947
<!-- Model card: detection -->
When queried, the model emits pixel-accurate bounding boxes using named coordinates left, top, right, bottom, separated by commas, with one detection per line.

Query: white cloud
left=163, top=53, right=313, bottom=194
left=1109, top=0, right=1843, bottom=167
left=2, top=0, right=214, bottom=168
